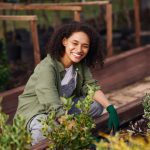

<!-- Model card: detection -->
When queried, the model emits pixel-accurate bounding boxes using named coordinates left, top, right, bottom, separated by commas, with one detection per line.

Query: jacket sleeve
left=81, top=64, right=101, bottom=95
left=35, top=63, right=64, bottom=117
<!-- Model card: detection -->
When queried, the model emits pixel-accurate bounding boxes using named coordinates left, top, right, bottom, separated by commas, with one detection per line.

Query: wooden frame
left=0, top=0, right=141, bottom=56
left=58, top=0, right=141, bottom=54
left=106, top=3, right=113, bottom=56
left=69, top=1, right=113, bottom=57
left=0, top=1, right=112, bottom=56
left=0, top=15, right=40, bottom=65
left=0, top=3, right=82, bottom=22
left=134, top=0, right=141, bottom=47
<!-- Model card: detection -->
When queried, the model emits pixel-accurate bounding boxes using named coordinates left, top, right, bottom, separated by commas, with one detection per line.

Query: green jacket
left=15, top=55, right=100, bottom=126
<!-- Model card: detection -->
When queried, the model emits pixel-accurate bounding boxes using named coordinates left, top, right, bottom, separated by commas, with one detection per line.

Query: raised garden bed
left=0, top=44, right=150, bottom=149
left=92, top=44, right=150, bottom=92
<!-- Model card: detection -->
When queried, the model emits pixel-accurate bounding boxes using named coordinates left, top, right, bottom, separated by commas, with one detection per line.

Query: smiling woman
left=14, top=21, right=119, bottom=145
left=61, top=31, right=90, bottom=67
left=48, top=21, right=104, bottom=67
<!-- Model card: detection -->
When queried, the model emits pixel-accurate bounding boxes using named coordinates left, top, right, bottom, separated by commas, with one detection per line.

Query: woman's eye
left=73, top=43, right=78, bottom=45
left=83, top=45, right=89, bottom=49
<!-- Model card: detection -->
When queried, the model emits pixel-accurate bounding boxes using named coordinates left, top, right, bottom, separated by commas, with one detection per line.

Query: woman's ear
left=62, top=38, right=67, bottom=46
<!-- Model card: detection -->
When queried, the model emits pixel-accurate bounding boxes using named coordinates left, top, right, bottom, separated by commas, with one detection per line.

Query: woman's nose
left=77, top=45, right=82, bottom=52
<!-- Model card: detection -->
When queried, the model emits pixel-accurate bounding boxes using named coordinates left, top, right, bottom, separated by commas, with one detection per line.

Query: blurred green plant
left=142, top=93, right=150, bottom=129
left=41, top=85, right=96, bottom=150
left=96, top=93, right=150, bottom=150
left=96, top=132, right=150, bottom=150
left=0, top=39, right=10, bottom=92
left=0, top=114, right=32, bottom=150
left=0, top=97, right=31, bottom=150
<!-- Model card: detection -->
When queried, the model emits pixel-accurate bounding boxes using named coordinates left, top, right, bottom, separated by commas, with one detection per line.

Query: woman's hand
left=106, top=105, right=120, bottom=132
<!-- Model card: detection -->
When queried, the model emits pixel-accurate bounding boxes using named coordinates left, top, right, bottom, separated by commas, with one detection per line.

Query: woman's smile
left=71, top=52, right=83, bottom=59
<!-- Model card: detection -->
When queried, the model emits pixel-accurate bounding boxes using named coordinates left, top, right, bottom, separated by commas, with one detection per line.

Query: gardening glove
left=106, top=105, right=120, bottom=132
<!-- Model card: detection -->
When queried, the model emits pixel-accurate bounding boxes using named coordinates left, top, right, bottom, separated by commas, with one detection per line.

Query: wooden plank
left=1, top=10, right=7, bottom=39
left=31, top=139, right=49, bottom=150
left=106, top=3, right=113, bottom=56
left=0, top=2, right=112, bottom=56
left=92, top=44, right=150, bottom=92
left=0, top=15, right=37, bottom=21
left=0, top=85, right=24, bottom=98
left=0, top=86, right=24, bottom=124
left=134, top=0, right=141, bottom=47
left=0, top=1, right=109, bottom=8
left=30, top=20, right=41, bottom=65
left=0, top=3, right=82, bottom=11
left=51, top=1, right=110, bottom=6
left=74, top=10, right=81, bottom=22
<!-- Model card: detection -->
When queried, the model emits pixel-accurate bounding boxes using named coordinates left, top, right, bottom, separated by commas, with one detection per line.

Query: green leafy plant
left=142, top=93, right=150, bottom=129
left=41, top=85, right=96, bottom=150
left=95, top=93, right=150, bottom=150
left=0, top=97, right=31, bottom=150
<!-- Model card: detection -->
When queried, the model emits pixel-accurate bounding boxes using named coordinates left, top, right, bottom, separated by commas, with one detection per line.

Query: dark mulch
left=5, top=61, right=33, bottom=91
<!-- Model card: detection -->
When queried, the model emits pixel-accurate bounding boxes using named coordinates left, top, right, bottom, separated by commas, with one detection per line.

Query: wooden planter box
left=1, top=44, right=149, bottom=123
left=0, top=44, right=149, bottom=149
left=92, top=44, right=150, bottom=92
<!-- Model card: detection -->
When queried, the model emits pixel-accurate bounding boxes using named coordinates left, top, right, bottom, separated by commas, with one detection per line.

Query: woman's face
left=61, top=31, right=90, bottom=67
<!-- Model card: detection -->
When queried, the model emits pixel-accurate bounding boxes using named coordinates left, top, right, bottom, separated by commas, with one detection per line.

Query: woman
left=15, top=22, right=119, bottom=145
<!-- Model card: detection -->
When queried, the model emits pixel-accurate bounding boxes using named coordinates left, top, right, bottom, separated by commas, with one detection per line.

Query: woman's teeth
left=72, top=53, right=82, bottom=57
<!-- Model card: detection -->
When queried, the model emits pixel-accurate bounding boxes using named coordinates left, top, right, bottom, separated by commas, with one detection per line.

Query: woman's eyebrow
left=72, top=40, right=89, bottom=45
left=72, top=40, right=79, bottom=43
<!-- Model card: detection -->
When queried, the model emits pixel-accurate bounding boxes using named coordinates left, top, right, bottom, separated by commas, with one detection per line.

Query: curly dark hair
left=47, top=21, right=105, bottom=67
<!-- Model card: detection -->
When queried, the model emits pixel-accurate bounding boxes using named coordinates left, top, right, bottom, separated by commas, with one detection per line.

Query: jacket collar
left=47, top=54, right=65, bottom=73
left=47, top=54, right=81, bottom=74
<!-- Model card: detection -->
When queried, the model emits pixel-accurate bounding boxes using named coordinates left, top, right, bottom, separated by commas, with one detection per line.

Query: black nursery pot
left=7, top=42, right=21, bottom=62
